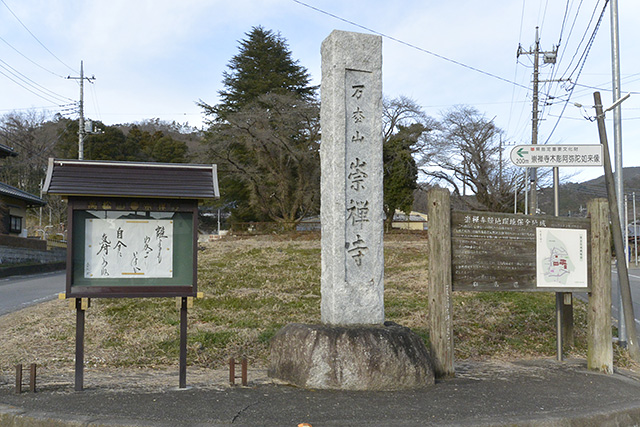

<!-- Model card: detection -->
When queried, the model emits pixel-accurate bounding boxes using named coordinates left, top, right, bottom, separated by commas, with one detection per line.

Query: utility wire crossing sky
left=1, top=0, right=639, bottom=183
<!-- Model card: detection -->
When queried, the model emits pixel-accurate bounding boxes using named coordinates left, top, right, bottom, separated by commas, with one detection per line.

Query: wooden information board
left=451, top=211, right=591, bottom=292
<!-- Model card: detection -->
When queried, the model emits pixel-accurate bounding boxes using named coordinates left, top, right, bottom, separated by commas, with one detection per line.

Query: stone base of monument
left=268, top=322, right=435, bottom=390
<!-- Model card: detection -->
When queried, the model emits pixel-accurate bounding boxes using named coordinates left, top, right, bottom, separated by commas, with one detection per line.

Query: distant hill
left=538, top=167, right=640, bottom=217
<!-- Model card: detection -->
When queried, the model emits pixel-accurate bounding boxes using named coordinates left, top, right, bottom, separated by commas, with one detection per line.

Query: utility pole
left=519, top=28, right=570, bottom=359
left=67, top=61, right=95, bottom=160
left=517, top=27, right=561, bottom=215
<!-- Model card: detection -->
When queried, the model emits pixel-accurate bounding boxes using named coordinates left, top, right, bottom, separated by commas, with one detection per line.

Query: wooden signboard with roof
left=43, top=159, right=219, bottom=297
left=43, top=158, right=219, bottom=390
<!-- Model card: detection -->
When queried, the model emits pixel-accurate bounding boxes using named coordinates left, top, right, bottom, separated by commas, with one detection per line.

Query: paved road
left=0, top=271, right=65, bottom=317
left=611, top=265, right=640, bottom=329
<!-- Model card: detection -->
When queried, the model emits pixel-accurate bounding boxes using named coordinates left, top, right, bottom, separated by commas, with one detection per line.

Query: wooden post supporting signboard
left=587, top=198, right=613, bottom=373
left=427, top=188, right=454, bottom=377
left=179, top=297, right=188, bottom=389
left=75, top=298, right=85, bottom=391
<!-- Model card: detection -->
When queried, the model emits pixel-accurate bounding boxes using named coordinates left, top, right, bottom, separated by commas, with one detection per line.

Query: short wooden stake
left=229, top=357, right=248, bottom=386
left=15, top=364, right=22, bottom=394
left=29, top=363, right=37, bottom=393
left=241, top=358, right=248, bottom=386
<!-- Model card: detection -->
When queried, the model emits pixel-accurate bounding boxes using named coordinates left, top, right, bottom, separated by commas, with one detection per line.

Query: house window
left=9, top=215, right=22, bottom=233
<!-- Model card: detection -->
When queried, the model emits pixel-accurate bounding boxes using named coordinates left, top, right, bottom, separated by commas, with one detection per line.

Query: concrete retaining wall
left=0, top=234, right=47, bottom=250
left=0, top=245, right=66, bottom=265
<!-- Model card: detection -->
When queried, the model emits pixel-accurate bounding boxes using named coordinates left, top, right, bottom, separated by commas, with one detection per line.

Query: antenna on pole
left=67, top=61, right=95, bottom=160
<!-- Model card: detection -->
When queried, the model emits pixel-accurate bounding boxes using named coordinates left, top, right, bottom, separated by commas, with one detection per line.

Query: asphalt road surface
left=611, top=265, right=640, bottom=329
left=0, top=271, right=65, bottom=317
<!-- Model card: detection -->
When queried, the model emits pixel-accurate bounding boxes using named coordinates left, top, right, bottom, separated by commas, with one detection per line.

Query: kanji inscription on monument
left=320, top=30, right=383, bottom=324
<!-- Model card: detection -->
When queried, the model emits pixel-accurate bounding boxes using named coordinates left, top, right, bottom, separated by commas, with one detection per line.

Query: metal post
left=179, top=297, right=188, bottom=389
left=634, top=192, right=638, bottom=265
left=524, top=169, right=529, bottom=216
left=594, top=91, right=640, bottom=361
left=78, top=61, right=85, bottom=160
left=610, top=0, right=626, bottom=346
left=553, top=167, right=559, bottom=217
left=553, top=166, right=571, bottom=358
left=75, top=298, right=85, bottom=391
left=625, top=195, right=629, bottom=265
left=554, top=167, right=562, bottom=361
left=556, top=292, right=563, bottom=361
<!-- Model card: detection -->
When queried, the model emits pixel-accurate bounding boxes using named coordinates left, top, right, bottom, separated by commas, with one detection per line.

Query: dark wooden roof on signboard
left=42, top=159, right=219, bottom=199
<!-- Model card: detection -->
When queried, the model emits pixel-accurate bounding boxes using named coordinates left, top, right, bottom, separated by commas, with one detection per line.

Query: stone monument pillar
left=320, top=30, right=384, bottom=325
left=268, top=30, right=434, bottom=390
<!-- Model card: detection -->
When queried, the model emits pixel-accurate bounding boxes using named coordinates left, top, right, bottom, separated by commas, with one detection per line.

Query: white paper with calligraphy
left=536, top=227, right=587, bottom=288
left=84, top=218, right=173, bottom=278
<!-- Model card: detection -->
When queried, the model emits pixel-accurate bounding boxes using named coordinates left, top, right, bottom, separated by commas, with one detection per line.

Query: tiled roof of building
left=0, top=143, right=17, bottom=158
left=0, top=182, right=45, bottom=206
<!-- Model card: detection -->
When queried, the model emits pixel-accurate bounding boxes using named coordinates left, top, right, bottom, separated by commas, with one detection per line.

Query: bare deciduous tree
left=418, top=106, right=524, bottom=212
left=203, top=92, right=320, bottom=227
left=0, top=110, right=57, bottom=194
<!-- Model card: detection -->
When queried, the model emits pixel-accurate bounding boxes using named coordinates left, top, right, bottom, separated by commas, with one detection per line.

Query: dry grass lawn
left=0, top=233, right=635, bottom=381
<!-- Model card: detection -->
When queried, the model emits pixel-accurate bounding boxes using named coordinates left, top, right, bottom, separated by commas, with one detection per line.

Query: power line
left=0, top=35, right=67, bottom=78
left=571, top=81, right=640, bottom=95
left=542, top=0, right=609, bottom=143
left=0, top=0, right=77, bottom=74
left=0, top=58, right=74, bottom=103
left=0, top=67, right=65, bottom=106
left=292, top=0, right=530, bottom=91
left=558, top=0, right=604, bottom=82
left=0, top=104, right=76, bottom=113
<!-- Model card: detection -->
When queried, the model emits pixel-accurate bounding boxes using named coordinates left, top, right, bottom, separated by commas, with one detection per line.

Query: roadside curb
left=3, top=361, right=640, bottom=427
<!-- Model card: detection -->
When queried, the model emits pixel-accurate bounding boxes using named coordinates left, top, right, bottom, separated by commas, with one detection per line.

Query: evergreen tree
left=201, top=26, right=316, bottom=120
left=199, top=27, right=320, bottom=226
left=381, top=96, right=433, bottom=229
left=383, top=123, right=422, bottom=230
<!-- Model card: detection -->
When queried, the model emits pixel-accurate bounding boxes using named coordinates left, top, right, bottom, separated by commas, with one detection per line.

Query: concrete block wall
left=0, top=245, right=66, bottom=265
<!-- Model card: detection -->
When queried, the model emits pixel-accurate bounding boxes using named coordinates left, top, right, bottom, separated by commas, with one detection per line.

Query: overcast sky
left=1, top=0, right=639, bottom=184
